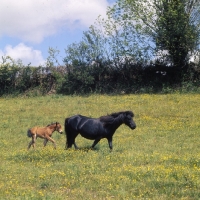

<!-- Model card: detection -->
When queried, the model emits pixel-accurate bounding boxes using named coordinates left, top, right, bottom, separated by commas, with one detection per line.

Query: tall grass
left=0, top=94, right=200, bottom=199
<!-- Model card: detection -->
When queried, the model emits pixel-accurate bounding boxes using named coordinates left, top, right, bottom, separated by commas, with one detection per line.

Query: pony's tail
left=64, top=118, right=70, bottom=148
left=64, top=118, right=69, bottom=135
left=27, top=129, right=32, bottom=137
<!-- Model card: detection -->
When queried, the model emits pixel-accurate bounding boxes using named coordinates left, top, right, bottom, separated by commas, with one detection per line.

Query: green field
left=0, top=94, right=200, bottom=199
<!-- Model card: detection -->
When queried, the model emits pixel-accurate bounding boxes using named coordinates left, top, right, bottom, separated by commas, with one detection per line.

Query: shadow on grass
left=65, top=145, right=100, bottom=152
left=8, top=145, right=103, bottom=163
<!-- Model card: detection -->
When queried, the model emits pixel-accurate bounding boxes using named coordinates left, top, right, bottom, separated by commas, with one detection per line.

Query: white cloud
left=0, top=0, right=109, bottom=43
left=189, top=51, right=200, bottom=65
left=0, top=43, right=45, bottom=66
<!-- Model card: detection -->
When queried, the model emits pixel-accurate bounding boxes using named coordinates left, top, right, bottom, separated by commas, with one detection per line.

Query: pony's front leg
left=91, top=138, right=101, bottom=149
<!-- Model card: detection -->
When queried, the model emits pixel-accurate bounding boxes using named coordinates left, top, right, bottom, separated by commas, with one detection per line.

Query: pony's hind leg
left=66, top=140, right=78, bottom=149
left=66, top=140, right=73, bottom=148
left=91, top=138, right=101, bottom=149
left=66, top=131, right=79, bottom=149
left=74, top=142, right=78, bottom=149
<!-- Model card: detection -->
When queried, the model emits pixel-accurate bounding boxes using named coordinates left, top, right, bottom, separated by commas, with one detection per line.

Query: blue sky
left=0, top=0, right=116, bottom=66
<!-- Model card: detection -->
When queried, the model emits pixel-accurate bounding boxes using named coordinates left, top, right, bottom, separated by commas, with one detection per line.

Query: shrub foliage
left=0, top=58, right=199, bottom=96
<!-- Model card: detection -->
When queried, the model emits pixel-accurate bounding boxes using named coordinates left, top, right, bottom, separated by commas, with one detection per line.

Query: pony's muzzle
left=132, top=125, right=136, bottom=129
left=130, top=124, right=136, bottom=129
left=59, top=130, right=63, bottom=134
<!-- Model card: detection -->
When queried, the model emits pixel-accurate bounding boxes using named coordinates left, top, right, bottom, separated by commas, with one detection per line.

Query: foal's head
left=51, top=122, right=63, bottom=134
left=123, top=111, right=136, bottom=130
left=56, top=122, right=63, bottom=134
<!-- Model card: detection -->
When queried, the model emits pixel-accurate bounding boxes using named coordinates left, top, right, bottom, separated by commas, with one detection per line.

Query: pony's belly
left=80, top=132, right=103, bottom=140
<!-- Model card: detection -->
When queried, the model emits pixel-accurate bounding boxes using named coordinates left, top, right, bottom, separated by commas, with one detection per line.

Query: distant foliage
left=0, top=56, right=66, bottom=96
left=0, top=56, right=200, bottom=96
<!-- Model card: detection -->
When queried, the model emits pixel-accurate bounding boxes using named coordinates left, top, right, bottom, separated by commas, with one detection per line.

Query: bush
left=0, top=57, right=199, bottom=96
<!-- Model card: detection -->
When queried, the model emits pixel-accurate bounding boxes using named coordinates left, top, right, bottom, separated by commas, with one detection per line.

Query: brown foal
left=27, top=122, right=63, bottom=150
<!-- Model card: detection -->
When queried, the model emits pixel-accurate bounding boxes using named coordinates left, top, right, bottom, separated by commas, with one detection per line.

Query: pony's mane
left=100, top=111, right=133, bottom=124
left=46, top=122, right=59, bottom=127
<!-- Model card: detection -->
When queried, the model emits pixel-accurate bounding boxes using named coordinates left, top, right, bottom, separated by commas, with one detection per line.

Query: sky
left=0, top=0, right=115, bottom=66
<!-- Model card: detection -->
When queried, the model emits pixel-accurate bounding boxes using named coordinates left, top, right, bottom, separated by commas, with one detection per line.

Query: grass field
left=0, top=94, right=200, bottom=199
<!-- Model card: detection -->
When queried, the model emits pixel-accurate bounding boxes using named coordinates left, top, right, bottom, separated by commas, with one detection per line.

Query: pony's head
left=123, top=111, right=136, bottom=129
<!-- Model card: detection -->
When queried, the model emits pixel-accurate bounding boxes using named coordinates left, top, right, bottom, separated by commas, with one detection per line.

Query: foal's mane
left=100, top=111, right=133, bottom=124
left=46, top=122, right=59, bottom=127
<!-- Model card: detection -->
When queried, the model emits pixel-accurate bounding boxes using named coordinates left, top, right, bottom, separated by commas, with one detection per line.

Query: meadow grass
left=0, top=94, right=200, bottom=199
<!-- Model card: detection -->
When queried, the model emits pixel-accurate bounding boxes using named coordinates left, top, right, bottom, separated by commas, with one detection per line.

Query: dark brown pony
left=27, top=122, right=63, bottom=150
left=65, top=111, right=136, bottom=150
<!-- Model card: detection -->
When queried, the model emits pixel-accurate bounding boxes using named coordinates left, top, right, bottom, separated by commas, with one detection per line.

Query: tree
left=156, top=0, right=199, bottom=68
left=63, top=28, right=103, bottom=94
left=107, top=0, right=200, bottom=69
left=61, top=0, right=200, bottom=94
left=0, top=56, right=19, bottom=94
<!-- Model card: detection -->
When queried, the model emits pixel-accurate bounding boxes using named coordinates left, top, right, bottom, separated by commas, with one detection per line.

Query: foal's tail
left=27, top=129, right=32, bottom=137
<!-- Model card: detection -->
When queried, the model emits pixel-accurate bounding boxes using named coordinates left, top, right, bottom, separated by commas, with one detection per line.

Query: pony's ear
left=56, top=122, right=58, bottom=125
left=126, top=111, right=134, bottom=117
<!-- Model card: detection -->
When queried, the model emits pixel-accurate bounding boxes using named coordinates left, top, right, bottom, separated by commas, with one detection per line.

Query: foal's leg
left=46, top=136, right=56, bottom=149
left=43, top=138, right=48, bottom=147
left=27, top=134, right=36, bottom=150
left=27, top=140, right=32, bottom=150
left=91, top=138, right=101, bottom=149
left=32, top=134, right=37, bottom=149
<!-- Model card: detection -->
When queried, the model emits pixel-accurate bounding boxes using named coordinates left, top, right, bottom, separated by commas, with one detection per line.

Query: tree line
left=1, top=0, right=200, bottom=96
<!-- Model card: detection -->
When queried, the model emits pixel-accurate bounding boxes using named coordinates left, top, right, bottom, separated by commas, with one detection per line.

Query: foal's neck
left=48, top=124, right=57, bottom=132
